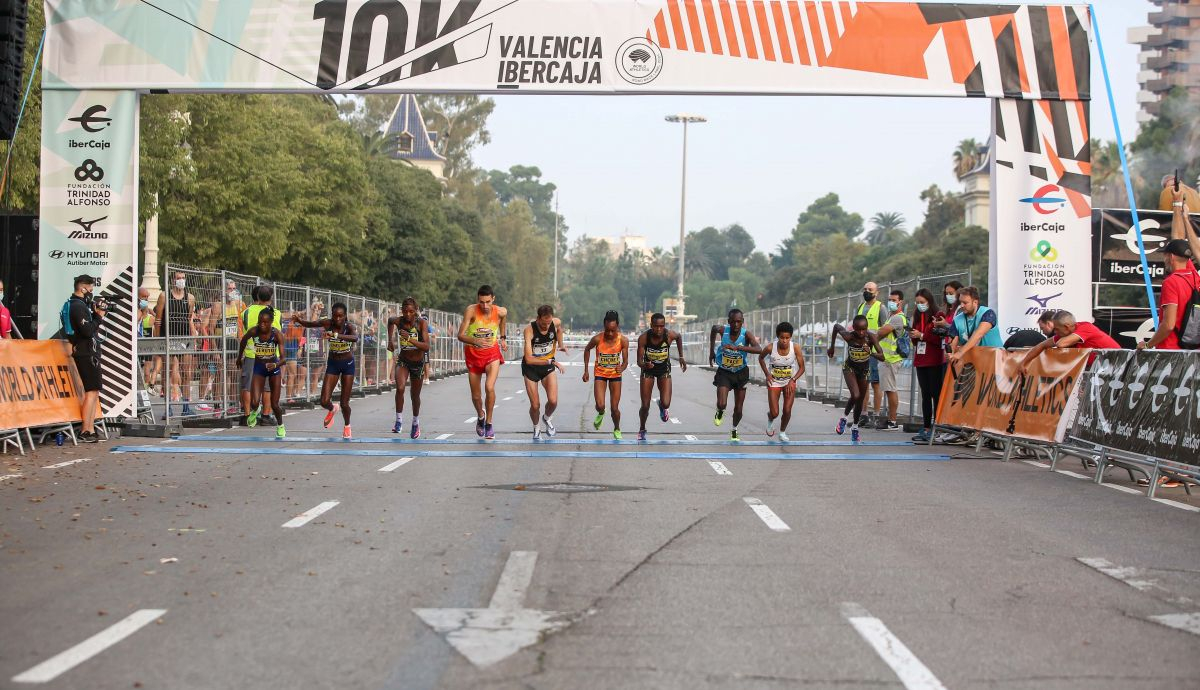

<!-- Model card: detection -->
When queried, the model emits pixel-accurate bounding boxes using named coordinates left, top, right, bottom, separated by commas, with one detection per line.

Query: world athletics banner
left=1072, top=350, right=1200, bottom=467
left=936, top=345, right=1090, bottom=444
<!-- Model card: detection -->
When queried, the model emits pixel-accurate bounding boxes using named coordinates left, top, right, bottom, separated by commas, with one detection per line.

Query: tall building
left=592, top=234, right=652, bottom=261
left=383, top=94, right=447, bottom=180
left=1129, top=1, right=1200, bottom=125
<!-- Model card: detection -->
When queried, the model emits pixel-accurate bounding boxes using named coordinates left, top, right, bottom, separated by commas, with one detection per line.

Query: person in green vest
left=945, top=286, right=1003, bottom=363
left=856, top=281, right=889, bottom=426
left=874, top=289, right=909, bottom=431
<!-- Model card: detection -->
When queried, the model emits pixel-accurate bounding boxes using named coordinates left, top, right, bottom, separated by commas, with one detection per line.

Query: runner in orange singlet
left=458, top=285, right=508, bottom=440
left=583, top=310, right=628, bottom=440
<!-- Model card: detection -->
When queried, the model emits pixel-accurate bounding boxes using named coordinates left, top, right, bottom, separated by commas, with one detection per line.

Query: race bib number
left=532, top=341, right=554, bottom=357
left=916, top=341, right=927, bottom=355
left=771, top=366, right=793, bottom=380
left=646, top=348, right=668, bottom=362
left=720, top=353, right=742, bottom=369
left=598, top=352, right=621, bottom=367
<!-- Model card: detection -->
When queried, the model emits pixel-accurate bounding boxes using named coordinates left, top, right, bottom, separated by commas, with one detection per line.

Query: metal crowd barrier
left=150, top=263, right=474, bottom=424
left=680, top=270, right=971, bottom=425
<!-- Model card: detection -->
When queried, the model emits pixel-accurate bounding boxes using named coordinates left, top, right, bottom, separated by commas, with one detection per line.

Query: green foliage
left=774, top=193, right=863, bottom=267
left=1131, top=89, right=1200, bottom=208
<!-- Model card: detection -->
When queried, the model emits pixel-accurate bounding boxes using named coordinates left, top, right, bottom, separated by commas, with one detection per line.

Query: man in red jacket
left=1020, top=310, right=1119, bottom=372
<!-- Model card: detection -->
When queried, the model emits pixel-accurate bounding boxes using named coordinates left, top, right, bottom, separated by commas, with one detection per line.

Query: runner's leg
left=610, top=379, right=622, bottom=430
left=732, top=386, right=747, bottom=428
left=781, top=384, right=796, bottom=431
left=638, top=375, right=653, bottom=432
left=483, top=359, right=500, bottom=425
left=593, top=379, right=606, bottom=415
left=467, top=371, right=484, bottom=418
left=320, top=373, right=337, bottom=413
left=767, top=386, right=780, bottom=423
left=659, top=375, right=672, bottom=412
left=339, top=374, right=353, bottom=424
left=525, top=375, right=542, bottom=427
left=543, top=372, right=558, bottom=420
left=410, top=368, right=423, bottom=417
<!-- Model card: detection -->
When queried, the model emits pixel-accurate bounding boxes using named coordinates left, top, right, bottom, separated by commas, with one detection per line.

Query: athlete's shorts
left=240, top=357, right=256, bottom=391
left=253, top=360, right=281, bottom=378
left=713, top=367, right=749, bottom=391
left=878, top=361, right=900, bottom=393
left=522, top=362, right=555, bottom=383
left=465, top=345, right=503, bottom=375
left=641, top=365, right=671, bottom=380
left=397, top=357, right=424, bottom=378
left=767, top=377, right=797, bottom=390
left=594, top=376, right=621, bottom=382
left=868, top=357, right=880, bottom=384
left=326, top=357, right=356, bottom=377
left=844, top=361, right=870, bottom=379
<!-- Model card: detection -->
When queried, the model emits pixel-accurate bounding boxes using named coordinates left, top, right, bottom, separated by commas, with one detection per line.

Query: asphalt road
left=2, top=351, right=1199, bottom=690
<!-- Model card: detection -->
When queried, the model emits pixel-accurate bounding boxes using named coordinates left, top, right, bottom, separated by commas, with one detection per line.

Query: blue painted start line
left=111, top=446, right=949, bottom=461
left=172, top=435, right=913, bottom=448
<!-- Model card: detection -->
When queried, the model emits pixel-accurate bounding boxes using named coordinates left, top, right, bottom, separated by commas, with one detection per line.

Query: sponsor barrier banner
left=0, top=340, right=83, bottom=430
left=1072, top=350, right=1200, bottom=467
left=936, top=346, right=1089, bottom=443
left=37, top=90, right=139, bottom=419
left=1091, top=209, right=1200, bottom=286
left=991, top=98, right=1093, bottom=335
left=43, top=2, right=1089, bottom=99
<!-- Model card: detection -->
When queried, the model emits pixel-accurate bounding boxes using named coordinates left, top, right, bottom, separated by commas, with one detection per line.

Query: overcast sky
left=474, top=0, right=1151, bottom=257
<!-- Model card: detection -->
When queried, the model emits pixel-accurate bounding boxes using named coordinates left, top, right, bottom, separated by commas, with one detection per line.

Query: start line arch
left=39, top=0, right=1093, bottom=417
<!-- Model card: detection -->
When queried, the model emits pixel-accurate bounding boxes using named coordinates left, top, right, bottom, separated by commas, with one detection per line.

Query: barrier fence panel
left=161, top=264, right=225, bottom=423
left=273, top=282, right=311, bottom=405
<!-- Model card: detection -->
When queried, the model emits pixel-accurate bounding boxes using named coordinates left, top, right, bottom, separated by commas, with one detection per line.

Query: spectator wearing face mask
left=946, top=286, right=1003, bottom=363
left=908, top=288, right=945, bottom=443
left=873, top=289, right=909, bottom=431
left=856, top=281, right=889, bottom=426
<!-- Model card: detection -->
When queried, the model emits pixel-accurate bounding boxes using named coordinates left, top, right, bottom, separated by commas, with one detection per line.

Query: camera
left=93, top=297, right=109, bottom=312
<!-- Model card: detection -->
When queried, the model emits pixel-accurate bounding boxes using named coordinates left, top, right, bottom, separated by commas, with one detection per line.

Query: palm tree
left=360, top=130, right=400, bottom=159
left=953, top=138, right=981, bottom=178
left=1090, top=138, right=1125, bottom=208
left=865, top=211, right=906, bottom=246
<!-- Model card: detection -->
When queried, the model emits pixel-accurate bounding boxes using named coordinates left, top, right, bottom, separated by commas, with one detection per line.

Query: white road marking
left=1102, top=483, right=1143, bottom=495
left=502, top=396, right=513, bottom=401
left=204, top=428, right=223, bottom=435
left=1077, top=557, right=1160, bottom=592
left=42, top=458, right=91, bottom=469
left=685, top=435, right=698, bottom=441
left=1148, top=612, right=1200, bottom=637
left=12, top=609, right=167, bottom=683
left=1054, top=469, right=1090, bottom=479
left=670, top=418, right=681, bottom=424
left=841, top=602, right=947, bottom=690
left=435, top=433, right=453, bottom=440
left=0, top=474, right=22, bottom=482
left=282, top=501, right=340, bottom=528
left=464, top=417, right=477, bottom=424
left=378, top=457, right=414, bottom=473
left=413, top=551, right=569, bottom=667
left=1151, top=497, right=1200, bottom=513
left=1021, top=460, right=1050, bottom=469
left=708, top=461, right=732, bottom=476
left=743, top=497, right=790, bottom=532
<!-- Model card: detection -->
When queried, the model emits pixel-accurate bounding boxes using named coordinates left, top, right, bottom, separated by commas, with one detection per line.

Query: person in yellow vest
left=239, top=285, right=282, bottom=426
left=1158, top=173, right=1200, bottom=216
left=856, top=282, right=888, bottom=426
left=874, top=289, right=909, bottom=431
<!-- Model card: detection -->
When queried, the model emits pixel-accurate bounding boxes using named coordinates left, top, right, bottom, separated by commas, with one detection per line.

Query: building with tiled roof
left=384, top=94, right=447, bottom=180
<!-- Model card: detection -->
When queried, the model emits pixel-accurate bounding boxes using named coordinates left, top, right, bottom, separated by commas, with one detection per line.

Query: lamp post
left=664, top=113, right=706, bottom=313
left=553, top=190, right=560, bottom=299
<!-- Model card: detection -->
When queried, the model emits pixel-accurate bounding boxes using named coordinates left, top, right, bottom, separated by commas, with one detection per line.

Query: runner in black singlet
left=522, top=305, right=565, bottom=441
left=827, top=315, right=885, bottom=442
left=293, top=302, right=358, bottom=439
left=635, top=313, right=686, bottom=441
left=387, top=297, right=430, bottom=439
left=236, top=307, right=286, bottom=438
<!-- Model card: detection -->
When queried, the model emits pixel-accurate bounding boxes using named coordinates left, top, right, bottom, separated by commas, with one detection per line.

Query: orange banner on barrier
left=936, top=346, right=1089, bottom=443
left=0, top=340, right=82, bottom=430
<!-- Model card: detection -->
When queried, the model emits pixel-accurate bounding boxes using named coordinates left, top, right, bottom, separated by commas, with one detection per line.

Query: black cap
left=1163, top=239, right=1194, bottom=259
left=74, top=274, right=95, bottom=285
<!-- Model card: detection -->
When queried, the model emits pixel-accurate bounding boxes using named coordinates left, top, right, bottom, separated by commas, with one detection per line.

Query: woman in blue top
left=236, top=307, right=286, bottom=438
left=707, top=309, right=762, bottom=442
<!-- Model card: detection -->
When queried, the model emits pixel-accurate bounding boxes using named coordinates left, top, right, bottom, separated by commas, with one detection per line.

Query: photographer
left=66, top=275, right=106, bottom=443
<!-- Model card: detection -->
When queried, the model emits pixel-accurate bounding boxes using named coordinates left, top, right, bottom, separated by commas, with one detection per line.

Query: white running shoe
left=766, top=418, right=776, bottom=437
left=778, top=431, right=790, bottom=442
left=533, top=427, right=542, bottom=441
left=542, top=415, right=556, bottom=437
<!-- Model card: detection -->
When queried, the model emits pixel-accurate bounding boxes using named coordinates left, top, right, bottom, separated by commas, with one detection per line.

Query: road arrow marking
left=413, top=551, right=568, bottom=667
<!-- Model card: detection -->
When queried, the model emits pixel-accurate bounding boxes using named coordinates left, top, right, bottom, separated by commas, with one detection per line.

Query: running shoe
left=713, top=409, right=724, bottom=427
left=247, top=406, right=260, bottom=428
left=637, top=430, right=647, bottom=441
left=885, top=421, right=901, bottom=431
left=659, top=405, right=669, bottom=423
left=730, top=429, right=740, bottom=442
left=766, top=418, right=776, bottom=437
left=476, top=416, right=485, bottom=437
left=276, top=424, right=286, bottom=439
left=533, top=427, right=542, bottom=441
left=195, top=403, right=214, bottom=413
left=835, top=417, right=847, bottom=435
left=392, top=419, right=403, bottom=434
left=323, top=408, right=336, bottom=428
left=911, top=430, right=931, bottom=443
left=343, top=425, right=353, bottom=439
left=613, top=429, right=623, bottom=440
left=851, top=426, right=861, bottom=443
left=778, top=431, right=790, bottom=443
left=542, top=415, right=556, bottom=437
left=593, top=412, right=604, bottom=430
left=410, top=422, right=420, bottom=439
left=484, top=424, right=495, bottom=440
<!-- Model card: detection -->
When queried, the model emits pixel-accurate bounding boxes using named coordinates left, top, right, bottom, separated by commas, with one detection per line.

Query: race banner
left=42, top=2, right=1089, bottom=99
left=1091, top=208, right=1200, bottom=286
left=0, top=340, right=83, bottom=430
left=991, top=98, right=1093, bottom=338
left=936, top=345, right=1090, bottom=443
left=1072, top=350, right=1200, bottom=467
left=37, top=90, right=139, bottom=419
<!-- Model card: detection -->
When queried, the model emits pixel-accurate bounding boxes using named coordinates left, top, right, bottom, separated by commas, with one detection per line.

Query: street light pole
left=665, top=114, right=706, bottom=312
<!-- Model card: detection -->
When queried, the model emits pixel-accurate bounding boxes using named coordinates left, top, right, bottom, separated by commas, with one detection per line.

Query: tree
left=1089, top=138, right=1128, bottom=209
left=418, top=95, right=495, bottom=180
left=1131, top=88, right=1200, bottom=208
left=336, top=95, right=399, bottom=138
left=953, top=138, right=981, bottom=178
left=774, top=193, right=863, bottom=267
left=487, top=165, right=568, bottom=254
left=910, top=185, right=965, bottom=244
left=864, top=211, right=906, bottom=246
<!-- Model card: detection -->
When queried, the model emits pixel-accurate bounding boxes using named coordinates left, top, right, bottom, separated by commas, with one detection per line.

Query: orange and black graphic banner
left=936, top=346, right=1089, bottom=443
left=0, top=341, right=83, bottom=430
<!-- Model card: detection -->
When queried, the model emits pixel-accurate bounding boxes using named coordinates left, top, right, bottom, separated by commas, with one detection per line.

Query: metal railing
left=145, top=263, right=484, bottom=423
left=680, top=270, right=972, bottom=423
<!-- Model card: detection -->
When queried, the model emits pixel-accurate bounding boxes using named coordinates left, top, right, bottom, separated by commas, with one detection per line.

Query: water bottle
left=55, top=432, right=64, bottom=447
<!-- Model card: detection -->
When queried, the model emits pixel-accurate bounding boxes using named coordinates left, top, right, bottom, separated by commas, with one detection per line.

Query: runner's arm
left=949, top=322, right=992, bottom=361
left=867, top=333, right=887, bottom=361
left=636, top=333, right=649, bottom=369
left=582, top=335, right=598, bottom=381
left=292, top=315, right=324, bottom=328
left=457, top=307, right=474, bottom=345
left=411, top=319, right=431, bottom=352
left=334, top=323, right=359, bottom=343
left=555, top=319, right=566, bottom=352
left=236, top=330, right=255, bottom=365
left=618, top=336, right=629, bottom=373
left=758, top=346, right=770, bottom=379
left=708, top=325, right=720, bottom=365
left=793, top=350, right=806, bottom=382
left=742, top=331, right=763, bottom=355
left=522, top=325, right=536, bottom=365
